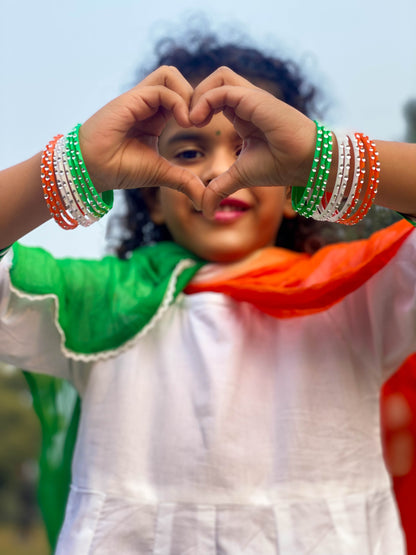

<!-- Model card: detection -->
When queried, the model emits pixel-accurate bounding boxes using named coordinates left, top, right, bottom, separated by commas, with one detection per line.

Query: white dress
left=1, top=233, right=415, bottom=554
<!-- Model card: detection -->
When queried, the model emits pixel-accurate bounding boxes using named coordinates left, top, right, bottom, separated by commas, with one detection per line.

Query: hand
left=189, top=67, right=317, bottom=217
left=79, top=66, right=205, bottom=209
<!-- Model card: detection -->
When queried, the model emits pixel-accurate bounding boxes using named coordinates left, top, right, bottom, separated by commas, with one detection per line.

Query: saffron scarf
left=10, top=219, right=414, bottom=551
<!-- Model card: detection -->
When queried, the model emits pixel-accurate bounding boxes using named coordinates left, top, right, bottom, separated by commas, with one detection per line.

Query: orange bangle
left=343, top=135, right=379, bottom=225
left=41, top=135, right=78, bottom=230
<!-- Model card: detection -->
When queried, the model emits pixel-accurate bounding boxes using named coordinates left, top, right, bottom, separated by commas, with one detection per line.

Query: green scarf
left=11, top=242, right=204, bottom=356
left=10, top=242, right=204, bottom=551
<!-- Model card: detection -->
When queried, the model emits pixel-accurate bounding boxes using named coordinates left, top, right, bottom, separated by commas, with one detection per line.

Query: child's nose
left=201, top=151, right=236, bottom=185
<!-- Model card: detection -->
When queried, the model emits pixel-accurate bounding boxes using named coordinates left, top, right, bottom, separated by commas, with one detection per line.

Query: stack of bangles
left=1, top=120, right=381, bottom=266
left=0, top=125, right=113, bottom=263
left=291, top=121, right=380, bottom=224
left=40, top=123, right=113, bottom=231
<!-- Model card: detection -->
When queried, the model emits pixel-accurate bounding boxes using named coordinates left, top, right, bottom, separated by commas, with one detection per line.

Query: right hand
left=189, top=67, right=317, bottom=217
left=78, top=66, right=205, bottom=209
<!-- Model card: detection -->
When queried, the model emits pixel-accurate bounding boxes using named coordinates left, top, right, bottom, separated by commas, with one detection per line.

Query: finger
left=138, top=65, right=194, bottom=107
left=134, top=86, right=193, bottom=128
left=189, top=106, right=227, bottom=129
left=106, top=85, right=193, bottom=136
left=201, top=163, right=247, bottom=218
left=190, top=86, right=263, bottom=127
left=191, top=66, right=257, bottom=109
left=222, top=107, right=258, bottom=139
left=153, top=159, right=206, bottom=210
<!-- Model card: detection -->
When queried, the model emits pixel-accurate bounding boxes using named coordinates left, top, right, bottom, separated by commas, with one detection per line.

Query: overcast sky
left=1, top=0, right=415, bottom=257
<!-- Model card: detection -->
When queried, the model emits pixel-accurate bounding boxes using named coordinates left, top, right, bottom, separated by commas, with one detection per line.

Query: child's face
left=149, top=113, right=294, bottom=263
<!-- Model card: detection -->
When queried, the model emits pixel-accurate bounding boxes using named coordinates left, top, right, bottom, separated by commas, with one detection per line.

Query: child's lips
left=213, top=198, right=250, bottom=222
left=192, top=198, right=251, bottom=222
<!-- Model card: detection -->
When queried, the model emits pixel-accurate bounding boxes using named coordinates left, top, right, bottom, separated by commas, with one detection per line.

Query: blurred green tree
left=0, top=364, right=41, bottom=532
left=404, top=99, right=416, bottom=143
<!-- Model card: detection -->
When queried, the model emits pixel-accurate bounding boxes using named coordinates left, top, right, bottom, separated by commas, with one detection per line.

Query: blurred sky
left=1, top=0, right=416, bottom=257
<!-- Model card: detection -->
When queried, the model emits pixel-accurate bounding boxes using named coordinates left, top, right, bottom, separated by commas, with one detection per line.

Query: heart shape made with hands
left=82, top=66, right=314, bottom=217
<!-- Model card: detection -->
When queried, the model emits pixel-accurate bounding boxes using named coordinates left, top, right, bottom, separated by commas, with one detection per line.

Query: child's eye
left=175, top=149, right=203, bottom=160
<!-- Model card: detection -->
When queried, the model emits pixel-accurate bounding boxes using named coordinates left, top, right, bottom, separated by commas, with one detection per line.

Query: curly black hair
left=113, top=29, right=341, bottom=258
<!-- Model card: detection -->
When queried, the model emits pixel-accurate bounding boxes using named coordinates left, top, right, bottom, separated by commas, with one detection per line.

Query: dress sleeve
left=0, top=251, right=72, bottom=379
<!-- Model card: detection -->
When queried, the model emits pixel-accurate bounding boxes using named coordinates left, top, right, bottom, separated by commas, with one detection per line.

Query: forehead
left=161, top=113, right=240, bottom=144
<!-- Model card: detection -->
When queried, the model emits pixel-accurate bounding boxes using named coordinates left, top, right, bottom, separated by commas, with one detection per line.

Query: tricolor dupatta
left=8, top=219, right=415, bottom=552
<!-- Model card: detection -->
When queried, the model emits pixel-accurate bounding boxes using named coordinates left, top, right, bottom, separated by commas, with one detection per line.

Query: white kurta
left=1, top=233, right=416, bottom=554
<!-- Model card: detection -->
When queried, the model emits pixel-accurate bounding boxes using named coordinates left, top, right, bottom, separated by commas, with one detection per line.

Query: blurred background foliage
left=0, top=364, right=49, bottom=553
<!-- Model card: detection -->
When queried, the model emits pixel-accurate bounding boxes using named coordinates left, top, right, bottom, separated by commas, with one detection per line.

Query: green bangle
left=65, top=124, right=113, bottom=218
left=65, top=133, right=107, bottom=218
left=304, top=127, right=333, bottom=217
left=292, top=121, right=323, bottom=214
left=292, top=121, right=333, bottom=217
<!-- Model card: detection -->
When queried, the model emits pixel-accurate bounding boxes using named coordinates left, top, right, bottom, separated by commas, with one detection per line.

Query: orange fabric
left=382, top=357, right=416, bottom=555
left=186, top=219, right=414, bottom=318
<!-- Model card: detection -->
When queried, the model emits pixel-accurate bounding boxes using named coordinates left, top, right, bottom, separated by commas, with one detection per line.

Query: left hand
left=189, top=67, right=317, bottom=217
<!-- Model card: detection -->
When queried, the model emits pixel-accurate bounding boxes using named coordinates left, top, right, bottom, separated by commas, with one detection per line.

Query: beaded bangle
left=308, top=128, right=333, bottom=217
left=341, top=135, right=379, bottom=225
left=65, top=124, right=113, bottom=219
left=54, top=137, right=98, bottom=227
left=291, top=121, right=324, bottom=214
left=324, top=133, right=361, bottom=223
left=291, top=121, right=333, bottom=217
left=41, top=135, right=78, bottom=230
left=328, top=136, right=352, bottom=221
left=313, top=132, right=349, bottom=221
left=60, top=143, right=99, bottom=225
left=54, top=137, right=82, bottom=222
left=337, top=133, right=367, bottom=224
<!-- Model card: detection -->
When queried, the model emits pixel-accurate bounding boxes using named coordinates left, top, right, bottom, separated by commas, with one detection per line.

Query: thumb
left=201, top=165, right=245, bottom=218
left=158, top=161, right=206, bottom=211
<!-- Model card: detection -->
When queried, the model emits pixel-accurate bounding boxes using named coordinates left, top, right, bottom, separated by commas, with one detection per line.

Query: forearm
left=374, top=141, right=416, bottom=215
left=307, top=134, right=416, bottom=224
left=0, top=153, right=51, bottom=249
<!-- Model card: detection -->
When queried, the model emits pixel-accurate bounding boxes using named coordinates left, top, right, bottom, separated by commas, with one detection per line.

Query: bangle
left=337, top=132, right=367, bottom=224
left=313, top=132, right=349, bottom=221
left=291, top=121, right=333, bottom=217
left=54, top=137, right=99, bottom=227
left=291, top=121, right=324, bottom=213
left=326, top=133, right=361, bottom=223
left=341, top=135, right=379, bottom=225
left=326, top=135, right=352, bottom=221
left=41, top=135, right=78, bottom=230
left=65, top=124, right=113, bottom=218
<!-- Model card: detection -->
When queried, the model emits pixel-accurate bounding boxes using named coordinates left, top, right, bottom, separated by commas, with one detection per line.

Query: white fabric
left=2, top=234, right=416, bottom=554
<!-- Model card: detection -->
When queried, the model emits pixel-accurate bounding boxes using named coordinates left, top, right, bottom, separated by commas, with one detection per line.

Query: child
left=1, top=32, right=416, bottom=554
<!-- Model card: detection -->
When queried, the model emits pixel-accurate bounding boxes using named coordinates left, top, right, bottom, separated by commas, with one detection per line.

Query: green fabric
left=23, top=372, right=80, bottom=552
left=10, top=242, right=205, bottom=551
left=11, top=242, right=204, bottom=355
